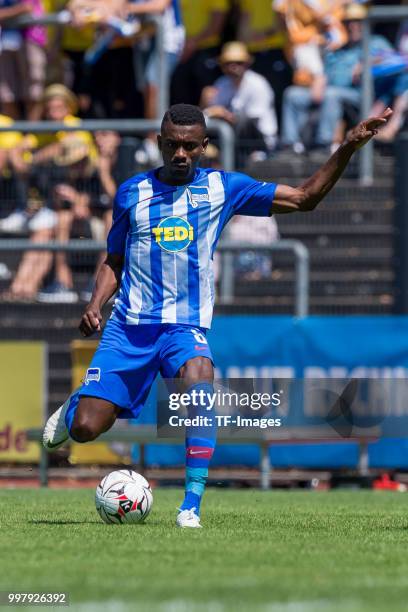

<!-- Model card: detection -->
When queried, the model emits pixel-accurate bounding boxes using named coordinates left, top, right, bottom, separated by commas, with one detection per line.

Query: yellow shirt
left=45, top=0, right=95, bottom=51
left=27, top=115, right=97, bottom=164
left=0, top=115, right=23, bottom=150
left=181, top=0, right=230, bottom=49
left=239, top=0, right=286, bottom=52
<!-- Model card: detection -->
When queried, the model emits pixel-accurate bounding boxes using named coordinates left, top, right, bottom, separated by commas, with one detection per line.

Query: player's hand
left=79, top=303, right=102, bottom=337
left=345, top=108, right=393, bottom=150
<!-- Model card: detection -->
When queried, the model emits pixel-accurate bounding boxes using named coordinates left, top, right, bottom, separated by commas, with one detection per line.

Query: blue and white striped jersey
left=107, top=167, right=277, bottom=328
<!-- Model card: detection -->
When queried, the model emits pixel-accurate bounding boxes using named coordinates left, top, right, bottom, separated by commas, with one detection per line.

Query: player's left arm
left=271, top=108, right=393, bottom=214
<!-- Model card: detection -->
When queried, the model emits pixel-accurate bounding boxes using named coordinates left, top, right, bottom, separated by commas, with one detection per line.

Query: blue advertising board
left=137, top=316, right=408, bottom=469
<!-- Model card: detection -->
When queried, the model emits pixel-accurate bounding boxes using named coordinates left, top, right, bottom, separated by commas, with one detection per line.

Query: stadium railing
left=26, top=425, right=378, bottom=489
left=218, top=241, right=309, bottom=318
left=0, top=118, right=235, bottom=172
left=0, top=239, right=310, bottom=316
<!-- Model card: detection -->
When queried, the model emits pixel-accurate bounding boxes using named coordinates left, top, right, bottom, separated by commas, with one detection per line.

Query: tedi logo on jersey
left=152, top=216, right=194, bottom=252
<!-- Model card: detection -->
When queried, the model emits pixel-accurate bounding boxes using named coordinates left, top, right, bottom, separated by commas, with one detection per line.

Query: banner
left=0, top=342, right=46, bottom=462
left=68, top=316, right=408, bottom=468
left=208, top=316, right=408, bottom=377
left=144, top=316, right=408, bottom=469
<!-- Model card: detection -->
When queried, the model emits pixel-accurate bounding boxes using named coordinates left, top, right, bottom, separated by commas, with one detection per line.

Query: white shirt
left=212, top=69, right=278, bottom=149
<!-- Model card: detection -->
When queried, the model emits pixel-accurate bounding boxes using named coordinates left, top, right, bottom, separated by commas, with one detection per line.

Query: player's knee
left=179, top=357, right=214, bottom=386
left=70, top=413, right=100, bottom=443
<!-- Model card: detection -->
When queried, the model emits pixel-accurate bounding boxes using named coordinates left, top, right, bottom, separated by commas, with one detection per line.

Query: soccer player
left=43, top=103, right=392, bottom=527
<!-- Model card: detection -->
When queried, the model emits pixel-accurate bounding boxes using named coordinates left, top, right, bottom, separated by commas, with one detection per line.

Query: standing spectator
left=126, top=0, right=185, bottom=164
left=202, top=42, right=278, bottom=157
left=171, top=0, right=230, bottom=106
left=66, top=0, right=142, bottom=118
left=274, top=0, right=346, bottom=115
left=236, top=0, right=292, bottom=129
left=0, top=0, right=47, bottom=119
left=47, top=0, right=96, bottom=114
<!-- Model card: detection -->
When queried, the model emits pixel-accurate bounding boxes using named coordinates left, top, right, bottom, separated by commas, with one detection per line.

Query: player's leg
left=160, top=326, right=216, bottom=527
left=43, top=391, right=119, bottom=449
left=43, top=319, right=162, bottom=450
left=176, top=356, right=216, bottom=527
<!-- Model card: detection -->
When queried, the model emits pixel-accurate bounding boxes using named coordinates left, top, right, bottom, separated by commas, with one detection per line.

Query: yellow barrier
left=0, top=342, right=46, bottom=462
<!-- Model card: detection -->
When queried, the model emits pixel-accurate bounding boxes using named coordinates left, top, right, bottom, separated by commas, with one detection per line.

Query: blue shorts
left=78, top=319, right=213, bottom=419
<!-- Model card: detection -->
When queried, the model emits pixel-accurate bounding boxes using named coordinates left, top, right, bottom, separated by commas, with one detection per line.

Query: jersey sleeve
left=107, top=181, right=131, bottom=255
left=224, top=171, right=277, bottom=217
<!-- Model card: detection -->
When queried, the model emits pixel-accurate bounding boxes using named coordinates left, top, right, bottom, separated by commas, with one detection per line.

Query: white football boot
left=42, top=396, right=71, bottom=451
left=176, top=507, right=202, bottom=528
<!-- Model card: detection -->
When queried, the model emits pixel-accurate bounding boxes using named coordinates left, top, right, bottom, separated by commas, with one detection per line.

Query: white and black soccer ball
left=95, top=469, right=153, bottom=524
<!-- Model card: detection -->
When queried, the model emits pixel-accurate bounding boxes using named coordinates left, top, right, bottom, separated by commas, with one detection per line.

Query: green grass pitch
left=1, top=488, right=408, bottom=611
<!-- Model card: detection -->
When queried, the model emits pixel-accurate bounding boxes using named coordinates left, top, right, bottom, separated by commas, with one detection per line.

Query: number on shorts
left=190, top=329, right=207, bottom=344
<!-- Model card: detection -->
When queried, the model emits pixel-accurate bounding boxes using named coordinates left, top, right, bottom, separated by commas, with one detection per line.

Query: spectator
left=202, top=41, right=278, bottom=157
left=37, top=129, right=119, bottom=303
left=3, top=129, right=119, bottom=302
left=47, top=0, right=96, bottom=114
left=126, top=0, right=185, bottom=164
left=0, top=0, right=47, bottom=120
left=274, top=0, right=346, bottom=137
left=2, top=186, right=57, bottom=300
left=229, top=215, right=280, bottom=281
left=0, top=83, right=97, bottom=235
left=0, top=112, right=23, bottom=174
left=281, top=3, right=395, bottom=152
left=66, top=0, right=142, bottom=118
left=236, top=0, right=292, bottom=129
left=171, top=0, right=230, bottom=106
left=373, top=14, right=408, bottom=141
left=214, top=215, right=279, bottom=284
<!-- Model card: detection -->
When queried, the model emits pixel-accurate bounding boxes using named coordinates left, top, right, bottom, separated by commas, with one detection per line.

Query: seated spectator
left=3, top=130, right=119, bottom=302
left=374, top=16, right=408, bottom=141
left=281, top=3, right=396, bottom=152
left=0, top=0, right=47, bottom=120
left=0, top=113, right=24, bottom=175
left=214, top=215, right=279, bottom=285
left=236, top=0, right=292, bottom=129
left=37, top=129, right=120, bottom=303
left=0, top=84, right=96, bottom=233
left=229, top=215, right=279, bottom=281
left=201, top=42, right=278, bottom=157
left=171, top=0, right=230, bottom=106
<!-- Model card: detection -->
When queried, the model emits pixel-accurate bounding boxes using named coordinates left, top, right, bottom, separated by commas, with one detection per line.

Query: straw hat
left=218, top=42, right=252, bottom=65
left=43, top=84, right=78, bottom=115
left=343, top=3, right=368, bottom=21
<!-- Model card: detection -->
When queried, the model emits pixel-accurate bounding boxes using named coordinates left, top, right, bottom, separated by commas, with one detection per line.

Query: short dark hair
left=161, top=104, right=207, bottom=131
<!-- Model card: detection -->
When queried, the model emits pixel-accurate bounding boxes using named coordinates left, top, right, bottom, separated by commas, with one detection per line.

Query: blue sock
left=180, top=382, right=217, bottom=515
left=64, top=390, right=80, bottom=438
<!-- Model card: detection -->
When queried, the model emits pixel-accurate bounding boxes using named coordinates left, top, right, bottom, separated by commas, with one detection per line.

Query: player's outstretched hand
left=345, top=107, right=393, bottom=150
left=79, top=303, right=102, bottom=337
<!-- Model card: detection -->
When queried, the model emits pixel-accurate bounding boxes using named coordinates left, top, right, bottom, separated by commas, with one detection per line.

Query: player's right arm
left=79, top=254, right=124, bottom=337
left=79, top=179, right=132, bottom=337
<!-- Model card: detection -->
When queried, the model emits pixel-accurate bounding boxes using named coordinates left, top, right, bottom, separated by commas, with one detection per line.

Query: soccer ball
left=95, top=469, right=153, bottom=524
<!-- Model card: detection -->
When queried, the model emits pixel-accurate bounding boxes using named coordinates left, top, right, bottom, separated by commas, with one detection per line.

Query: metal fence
left=0, top=239, right=310, bottom=317
left=218, top=241, right=309, bottom=318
